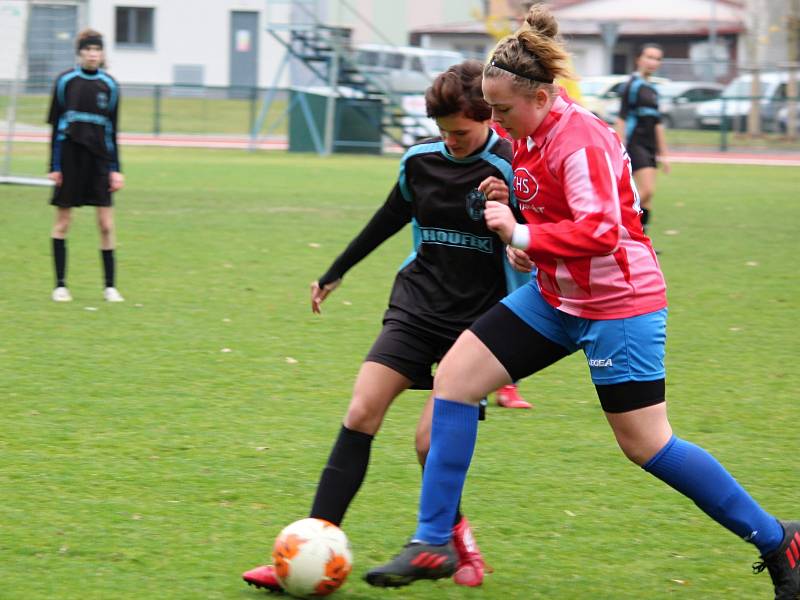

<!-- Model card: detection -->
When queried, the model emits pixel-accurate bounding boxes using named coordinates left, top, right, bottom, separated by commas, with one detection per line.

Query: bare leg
left=52, top=207, right=72, bottom=239
left=434, top=330, right=511, bottom=404
left=343, top=361, right=411, bottom=434
left=606, top=400, right=785, bottom=558
left=633, top=167, right=657, bottom=211
left=310, top=361, right=412, bottom=525
left=415, top=393, right=435, bottom=465
left=96, top=206, right=115, bottom=250
left=604, top=402, right=673, bottom=465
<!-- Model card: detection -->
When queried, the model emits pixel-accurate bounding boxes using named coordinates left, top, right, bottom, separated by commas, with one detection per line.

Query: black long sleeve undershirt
left=318, top=183, right=411, bottom=287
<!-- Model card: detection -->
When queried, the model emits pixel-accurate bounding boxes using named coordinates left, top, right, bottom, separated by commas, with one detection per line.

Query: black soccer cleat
left=364, top=541, right=457, bottom=588
left=753, top=520, right=800, bottom=600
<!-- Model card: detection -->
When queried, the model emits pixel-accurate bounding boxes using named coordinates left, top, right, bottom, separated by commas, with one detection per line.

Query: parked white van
left=695, top=71, right=796, bottom=132
left=352, top=44, right=465, bottom=93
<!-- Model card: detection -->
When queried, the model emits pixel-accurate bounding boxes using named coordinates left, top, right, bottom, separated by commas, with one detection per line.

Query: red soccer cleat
left=495, top=384, right=532, bottom=409
left=451, top=516, right=487, bottom=587
left=242, top=564, right=283, bottom=592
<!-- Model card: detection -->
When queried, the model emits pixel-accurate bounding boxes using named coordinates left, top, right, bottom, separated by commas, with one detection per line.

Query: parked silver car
left=605, top=80, right=723, bottom=129
left=655, top=81, right=724, bottom=128
left=579, top=75, right=670, bottom=124
left=695, top=71, right=796, bottom=132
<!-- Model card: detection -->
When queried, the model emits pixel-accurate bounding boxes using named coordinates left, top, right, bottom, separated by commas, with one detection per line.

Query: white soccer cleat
left=52, top=286, right=72, bottom=302
left=103, top=287, right=125, bottom=302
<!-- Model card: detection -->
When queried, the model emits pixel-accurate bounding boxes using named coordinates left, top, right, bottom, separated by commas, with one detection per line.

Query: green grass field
left=1, top=144, right=798, bottom=600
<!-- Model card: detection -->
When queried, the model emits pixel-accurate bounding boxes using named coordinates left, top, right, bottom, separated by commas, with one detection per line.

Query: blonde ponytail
left=484, top=4, right=573, bottom=96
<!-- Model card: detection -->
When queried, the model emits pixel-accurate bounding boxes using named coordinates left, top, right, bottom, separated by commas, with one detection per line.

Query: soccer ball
left=272, top=518, right=353, bottom=598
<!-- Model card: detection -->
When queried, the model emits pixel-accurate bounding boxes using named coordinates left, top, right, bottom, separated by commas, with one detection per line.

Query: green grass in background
left=3, top=92, right=799, bottom=151
left=0, top=93, right=288, bottom=136
left=1, top=147, right=798, bottom=599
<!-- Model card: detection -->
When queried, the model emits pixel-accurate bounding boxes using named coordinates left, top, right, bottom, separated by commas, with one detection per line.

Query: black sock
left=309, top=425, right=374, bottom=526
left=640, top=208, right=651, bottom=233
left=52, top=238, right=67, bottom=287
left=101, top=249, right=115, bottom=288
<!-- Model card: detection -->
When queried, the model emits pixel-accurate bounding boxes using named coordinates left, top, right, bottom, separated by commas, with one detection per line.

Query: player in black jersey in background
left=615, top=43, right=670, bottom=235
left=614, top=44, right=670, bottom=233
left=47, top=29, right=124, bottom=303
left=243, top=60, right=530, bottom=591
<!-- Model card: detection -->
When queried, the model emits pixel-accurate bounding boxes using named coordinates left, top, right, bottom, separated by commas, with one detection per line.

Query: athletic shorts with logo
left=501, top=280, right=666, bottom=385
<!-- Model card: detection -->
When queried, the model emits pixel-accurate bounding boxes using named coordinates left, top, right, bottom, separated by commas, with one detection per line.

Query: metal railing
left=3, top=80, right=800, bottom=153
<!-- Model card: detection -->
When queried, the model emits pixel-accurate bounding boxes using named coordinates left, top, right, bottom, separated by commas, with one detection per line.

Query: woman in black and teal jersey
left=615, top=43, right=671, bottom=235
left=47, top=28, right=124, bottom=303
left=243, top=60, right=532, bottom=592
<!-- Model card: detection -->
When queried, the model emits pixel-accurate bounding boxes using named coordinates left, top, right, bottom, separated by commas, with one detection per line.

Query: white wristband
left=510, top=224, right=530, bottom=250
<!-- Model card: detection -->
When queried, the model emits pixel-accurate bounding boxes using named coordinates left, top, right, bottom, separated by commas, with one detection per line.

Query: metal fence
left=0, top=81, right=292, bottom=138
left=2, top=79, right=800, bottom=154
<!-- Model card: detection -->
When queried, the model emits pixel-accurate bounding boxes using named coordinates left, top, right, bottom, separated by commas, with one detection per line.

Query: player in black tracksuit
left=243, top=60, right=531, bottom=591
left=47, top=29, right=124, bottom=302
left=615, top=43, right=670, bottom=234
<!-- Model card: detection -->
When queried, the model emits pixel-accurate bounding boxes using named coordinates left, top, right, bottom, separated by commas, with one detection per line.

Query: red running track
left=5, top=131, right=800, bottom=166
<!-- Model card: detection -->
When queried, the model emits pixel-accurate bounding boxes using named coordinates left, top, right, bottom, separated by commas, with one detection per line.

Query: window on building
left=116, top=6, right=154, bottom=47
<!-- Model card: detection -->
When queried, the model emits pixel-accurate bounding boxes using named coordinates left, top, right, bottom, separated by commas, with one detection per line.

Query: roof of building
left=411, top=0, right=745, bottom=37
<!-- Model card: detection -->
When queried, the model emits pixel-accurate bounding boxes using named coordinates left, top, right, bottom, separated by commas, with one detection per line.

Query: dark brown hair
left=75, top=28, right=103, bottom=52
left=425, top=59, right=491, bottom=121
left=483, top=4, right=573, bottom=97
left=637, top=43, right=664, bottom=58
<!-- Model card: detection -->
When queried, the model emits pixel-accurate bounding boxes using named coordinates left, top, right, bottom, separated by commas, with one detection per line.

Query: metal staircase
left=254, top=0, right=436, bottom=153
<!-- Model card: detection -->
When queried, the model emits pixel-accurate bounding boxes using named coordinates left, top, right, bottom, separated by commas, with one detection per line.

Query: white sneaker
left=103, top=287, right=125, bottom=302
left=52, top=286, right=72, bottom=302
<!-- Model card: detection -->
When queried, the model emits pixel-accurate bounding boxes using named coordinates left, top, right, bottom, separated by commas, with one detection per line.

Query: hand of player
left=484, top=200, right=516, bottom=244
left=506, top=245, right=534, bottom=273
left=48, top=171, right=62, bottom=187
left=659, top=157, right=671, bottom=175
left=310, top=279, right=341, bottom=314
left=109, top=171, right=125, bottom=192
left=478, top=176, right=510, bottom=205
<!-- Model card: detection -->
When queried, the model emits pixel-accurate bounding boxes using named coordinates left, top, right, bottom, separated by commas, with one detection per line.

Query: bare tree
left=746, top=0, right=764, bottom=136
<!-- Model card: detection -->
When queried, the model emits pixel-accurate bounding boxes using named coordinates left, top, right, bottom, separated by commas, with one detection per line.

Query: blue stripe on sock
left=644, top=435, right=783, bottom=555
left=414, top=398, right=479, bottom=545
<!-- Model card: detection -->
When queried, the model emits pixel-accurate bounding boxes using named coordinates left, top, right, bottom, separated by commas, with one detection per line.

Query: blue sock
left=644, top=436, right=784, bottom=555
left=414, top=398, right=479, bottom=545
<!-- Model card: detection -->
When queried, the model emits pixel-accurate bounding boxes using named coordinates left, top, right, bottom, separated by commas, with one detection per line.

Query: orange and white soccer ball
left=272, top=518, right=353, bottom=598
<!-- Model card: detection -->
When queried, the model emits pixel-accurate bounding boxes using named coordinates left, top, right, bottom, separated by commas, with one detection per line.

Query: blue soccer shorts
left=470, top=280, right=667, bottom=412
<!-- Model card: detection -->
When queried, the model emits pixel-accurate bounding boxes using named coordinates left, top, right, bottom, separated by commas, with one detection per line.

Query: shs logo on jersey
left=96, top=91, right=109, bottom=110
left=513, top=167, right=539, bottom=203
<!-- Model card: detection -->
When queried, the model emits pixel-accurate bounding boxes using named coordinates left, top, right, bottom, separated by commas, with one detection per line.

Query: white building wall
left=89, top=0, right=289, bottom=87
left=0, top=1, right=28, bottom=80
left=1, top=0, right=512, bottom=86
left=565, top=38, right=607, bottom=77
left=322, top=0, right=477, bottom=46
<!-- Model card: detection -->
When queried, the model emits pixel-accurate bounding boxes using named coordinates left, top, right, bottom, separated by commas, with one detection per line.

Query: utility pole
left=786, top=0, right=799, bottom=139
left=599, top=22, right=619, bottom=75
left=707, top=0, right=718, bottom=81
